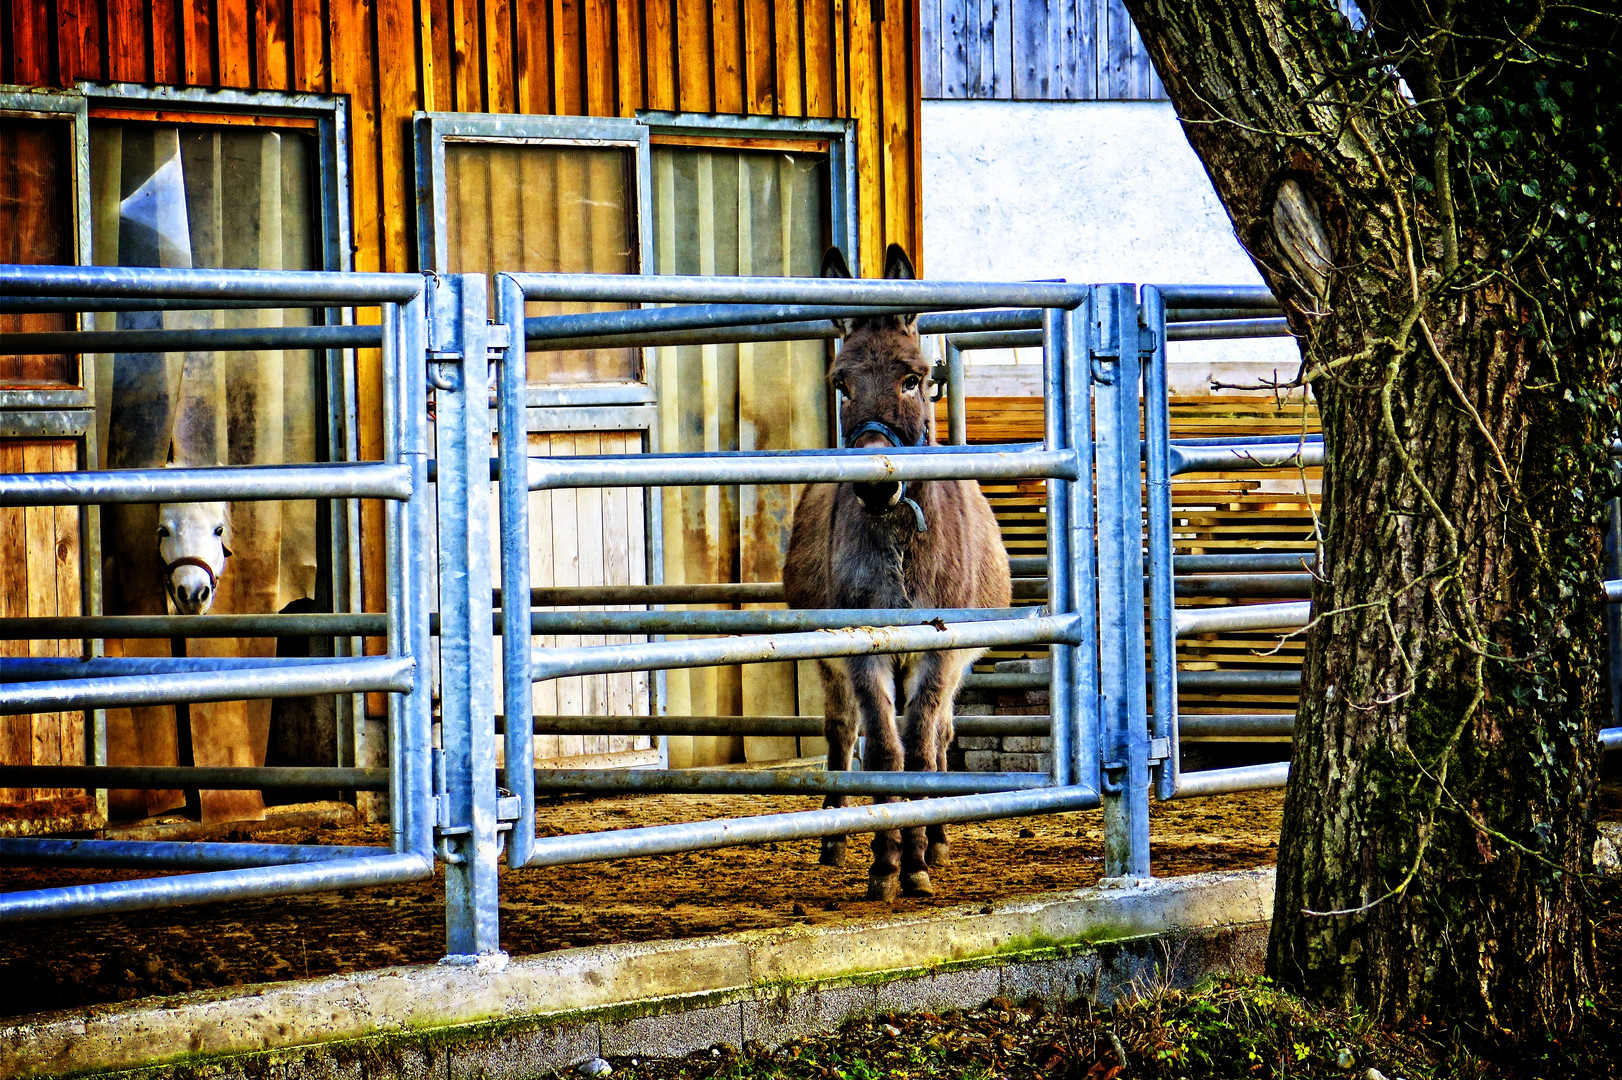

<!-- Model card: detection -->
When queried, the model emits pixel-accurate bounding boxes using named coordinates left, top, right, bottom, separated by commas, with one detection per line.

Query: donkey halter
left=165, top=556, right=220, bottom=603
left=843, top=419, right=929, bottom=533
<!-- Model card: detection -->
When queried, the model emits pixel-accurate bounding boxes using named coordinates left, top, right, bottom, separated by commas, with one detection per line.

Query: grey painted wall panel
left=928, top=0, right=1165, bottom=100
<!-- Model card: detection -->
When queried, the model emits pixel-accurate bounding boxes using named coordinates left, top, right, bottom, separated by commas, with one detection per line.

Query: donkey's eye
left=902, top=375, right=921, bottom=392
left=157, top=526, right=170, bottom=538
left=833, top=381, right=849, bottom=398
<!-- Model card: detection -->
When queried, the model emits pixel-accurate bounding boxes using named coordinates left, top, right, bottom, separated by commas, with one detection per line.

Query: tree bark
left=1123, top=0, right=1607, bottom=1036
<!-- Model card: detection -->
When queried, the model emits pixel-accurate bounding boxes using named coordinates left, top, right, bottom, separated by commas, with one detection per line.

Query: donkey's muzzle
left=853, top=480, right=902, bottom=514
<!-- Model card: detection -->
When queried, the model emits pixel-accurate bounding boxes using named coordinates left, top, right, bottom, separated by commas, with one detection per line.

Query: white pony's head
left=157, top=501, right=232, bottom=615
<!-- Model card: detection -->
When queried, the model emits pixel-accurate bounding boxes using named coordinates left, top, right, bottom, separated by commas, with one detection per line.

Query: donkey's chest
left=827, top=527, right=933, bottom=609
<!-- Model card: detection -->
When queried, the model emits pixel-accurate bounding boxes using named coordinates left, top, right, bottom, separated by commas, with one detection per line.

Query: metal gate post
left=430, top=273, right=503, bottom=958
left=1092, top=283, right=1151, bottom=882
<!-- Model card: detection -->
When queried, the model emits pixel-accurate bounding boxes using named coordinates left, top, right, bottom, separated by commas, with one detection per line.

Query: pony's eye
left=903, top=375, right=921, bottom=392
left=157, top=526, right=170, bottom=538
left=214, top=526, right=225, bottom=537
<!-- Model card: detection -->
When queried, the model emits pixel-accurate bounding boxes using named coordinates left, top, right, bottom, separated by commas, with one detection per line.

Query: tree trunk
left=1123, top=0, right=1607, bottom=1036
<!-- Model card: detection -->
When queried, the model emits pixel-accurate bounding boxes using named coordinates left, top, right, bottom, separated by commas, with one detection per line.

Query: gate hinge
left=1148, top=737, right=1171, bottom=762
left=1138, top=328, right=1158, bottom=353
left=486, top=321, right=513, bottom=352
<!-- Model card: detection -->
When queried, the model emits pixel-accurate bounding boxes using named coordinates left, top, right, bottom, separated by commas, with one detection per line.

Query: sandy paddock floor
left=0, top=788, right=1287, bottom=1019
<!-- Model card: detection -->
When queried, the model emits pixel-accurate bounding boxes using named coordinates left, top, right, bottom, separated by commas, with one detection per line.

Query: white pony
left=156, top=501, right=232, bottom=615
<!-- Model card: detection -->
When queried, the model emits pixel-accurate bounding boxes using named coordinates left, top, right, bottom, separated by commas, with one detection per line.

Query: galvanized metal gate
left=1, top=264, right=1617, bottom=964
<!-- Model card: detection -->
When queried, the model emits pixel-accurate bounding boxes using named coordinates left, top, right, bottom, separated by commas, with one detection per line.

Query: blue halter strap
left=843, top=419, right=929, bottom=532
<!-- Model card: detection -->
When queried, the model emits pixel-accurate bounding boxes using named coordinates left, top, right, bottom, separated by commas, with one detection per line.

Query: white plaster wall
left=921, top=99, right=1301, bottom=394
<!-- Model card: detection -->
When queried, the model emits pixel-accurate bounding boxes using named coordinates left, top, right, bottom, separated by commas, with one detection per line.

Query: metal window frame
left=413, top=111, right=656, bottom=411
left=0, top=87, right=94, bottom=411
left=637, top=111, right=859, bottom=276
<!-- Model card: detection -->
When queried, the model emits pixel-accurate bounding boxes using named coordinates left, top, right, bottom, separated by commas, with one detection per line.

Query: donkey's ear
left=821, top=247, right=852, bottom=279
left=883, top=244, right=915, bottom=281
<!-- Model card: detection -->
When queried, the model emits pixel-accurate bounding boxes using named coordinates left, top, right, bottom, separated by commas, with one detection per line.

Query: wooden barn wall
left=0, top=0, right=924, bottom=735
left=919, top=0, right=1165, bottom=100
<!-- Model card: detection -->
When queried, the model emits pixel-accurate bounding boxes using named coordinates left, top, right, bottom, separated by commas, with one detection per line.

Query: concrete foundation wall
left=922, top=99, right=1302, bottom=394
left=2, top=869, right=1275, bottom=1080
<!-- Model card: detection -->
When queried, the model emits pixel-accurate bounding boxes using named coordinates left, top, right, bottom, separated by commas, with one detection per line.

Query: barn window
left=0, top=85, right=356, bottom=830
left=414, top=112, right=853, bottom=767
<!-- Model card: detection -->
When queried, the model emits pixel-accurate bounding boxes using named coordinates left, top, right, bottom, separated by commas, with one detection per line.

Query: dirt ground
left=0, top=788, right=1287, bottom=1019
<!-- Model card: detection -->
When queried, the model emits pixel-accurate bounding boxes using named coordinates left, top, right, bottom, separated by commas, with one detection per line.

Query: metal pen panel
left=1169, top=441, right=1324, bottom=475
left=0, top=656, right=414, bottom=715
left=0, top=853, right=435, bottom=924
left=0, top=838, right=384, bottom=869
left=509, top=271, right=1092, bottom=309
left=0, top=765, right=388, bottom=790
left=1141, top=288, right=1179, bottom=801
left=531, top=614, right=1082, bottom=682
left=0, top=262, right=423, bottom=302
left=527, top=447, right=1079, bottom=491
left=520, top=787, right=1100, bottom=868
left=522, top=770, right=1051, bottom=797
left=0, top=462, right=413, bottom=506
left=1092, top=284, right=1151, bottom=882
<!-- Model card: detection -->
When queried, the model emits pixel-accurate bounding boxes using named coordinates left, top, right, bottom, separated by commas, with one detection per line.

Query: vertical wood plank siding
left=924, top=0, right=1163, bottom=99
left=2, top=0, right=922, bottom=650
left=2, top=1, right=923, bottom=270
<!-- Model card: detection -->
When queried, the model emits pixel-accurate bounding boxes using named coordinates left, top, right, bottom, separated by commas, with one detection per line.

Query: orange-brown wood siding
left=3, top=0, right=923, bottom=642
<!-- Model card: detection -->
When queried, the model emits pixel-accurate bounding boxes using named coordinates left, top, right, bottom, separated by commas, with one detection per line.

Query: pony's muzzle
left=167, top=557, right=219, bottom=615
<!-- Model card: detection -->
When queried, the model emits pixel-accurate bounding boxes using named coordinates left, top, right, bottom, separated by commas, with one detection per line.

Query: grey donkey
left=782, top=244, right=1013, bottom=901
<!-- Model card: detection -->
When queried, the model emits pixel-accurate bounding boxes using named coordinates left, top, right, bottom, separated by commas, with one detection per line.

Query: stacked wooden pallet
left=945, top=395, right=1321, bottom=717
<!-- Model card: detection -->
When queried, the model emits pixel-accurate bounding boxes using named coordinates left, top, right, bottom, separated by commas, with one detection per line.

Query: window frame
left=412, top=111, right=857, bottom=408
left=637, top=112, right=858, bottom=275
left=0, top=88, right=94, bottom=411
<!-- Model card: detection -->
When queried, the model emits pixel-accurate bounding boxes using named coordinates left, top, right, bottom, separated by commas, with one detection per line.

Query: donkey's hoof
left=925, top=841, right=951, bottom=867
left=901, top=870, right=935, bottom=897
left=866, top=873, right=900, bottom=901
left=819, top=837, right=848, bottom=867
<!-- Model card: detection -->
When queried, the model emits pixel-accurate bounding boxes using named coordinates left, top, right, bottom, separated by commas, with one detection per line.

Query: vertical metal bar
left=1041, top=310, right=1074, bottom=788
left=946, top=341, right=967, bottom=447
left=1062, top=301, right=1099, bottom=793
left=497, top=275, right=536, bottom=870
left=381, top=301, right=407, bottom=849
left=1093, top=284, right=1151, bottom=881
left=1142, top=287, right=1179, bottom=801
left=400, top=291, right=436, bottom=863
left=436, top=275, right=502, bottom=957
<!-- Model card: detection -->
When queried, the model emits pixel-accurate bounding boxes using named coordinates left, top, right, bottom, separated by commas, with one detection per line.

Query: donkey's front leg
left=901, top=649, right=975, bottom=892
left=849, top=655, right=903, bottom=900
left=817, top=658, right=859, bottom=867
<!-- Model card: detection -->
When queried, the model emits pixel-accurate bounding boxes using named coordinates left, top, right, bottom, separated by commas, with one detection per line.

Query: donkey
left=156, top=500, right=233, bottom=615
left=782, top=244, right=1012, bottom=901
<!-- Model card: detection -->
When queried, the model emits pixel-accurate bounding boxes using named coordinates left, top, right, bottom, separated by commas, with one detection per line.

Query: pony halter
left=843, top=419, right=929, bottom=533
left=165, top=556, right=219, bottom=605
